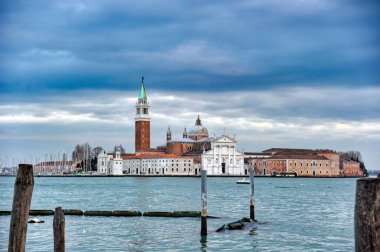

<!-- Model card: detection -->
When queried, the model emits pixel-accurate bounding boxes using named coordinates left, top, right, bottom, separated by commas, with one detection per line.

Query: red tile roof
left=263, top=148, right=336, bottom=155
left=269, top=154, right=329, bottom=160
left=122, top=153, right=191, bottom=160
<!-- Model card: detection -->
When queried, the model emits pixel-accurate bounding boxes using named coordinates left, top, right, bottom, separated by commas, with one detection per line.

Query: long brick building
left=245, top=148, right=363, bottom=177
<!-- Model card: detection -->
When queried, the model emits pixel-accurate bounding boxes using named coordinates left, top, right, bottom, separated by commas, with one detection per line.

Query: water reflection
left=249, top=226, right=258, bottom=236
left=200, top=235, right=207, bottom=251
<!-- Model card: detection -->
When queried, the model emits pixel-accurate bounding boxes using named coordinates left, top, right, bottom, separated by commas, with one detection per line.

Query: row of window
left=256, top=161, right=330, bottom=168
left=290, top=162, right=328, bottom=167
left=137, top=163, right=193, bottom=167
left=212, top=158, right=241, bottom=163
left=139, top=167, right=193, bottom=172
left=300, top=170, right=329, bottom=174
left=103, top=160, right=193, bottom=167
left=126, top=159, right=192, bottom=163
left=141, top=159, right=192, bottom=163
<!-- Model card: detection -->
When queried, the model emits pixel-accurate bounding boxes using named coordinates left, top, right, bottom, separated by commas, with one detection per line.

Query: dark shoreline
left=0, top=174, right=365, bottom=178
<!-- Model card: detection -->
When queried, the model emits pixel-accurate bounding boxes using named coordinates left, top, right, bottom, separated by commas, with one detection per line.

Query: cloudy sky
left=1, top=0, right=379, bottom=169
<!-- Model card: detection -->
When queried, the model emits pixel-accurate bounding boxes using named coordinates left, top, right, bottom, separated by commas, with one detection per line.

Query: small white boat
left=28, top=218, right=44, bottom=223
left=236, top=178, right=250, bottom=184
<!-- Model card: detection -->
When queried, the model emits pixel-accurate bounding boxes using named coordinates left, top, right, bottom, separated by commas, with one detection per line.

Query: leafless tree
left=113, top=145, right=126, bottom=154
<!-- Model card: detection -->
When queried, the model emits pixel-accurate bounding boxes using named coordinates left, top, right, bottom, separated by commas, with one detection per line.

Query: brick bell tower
left=135, top=76, right=150, bottom=153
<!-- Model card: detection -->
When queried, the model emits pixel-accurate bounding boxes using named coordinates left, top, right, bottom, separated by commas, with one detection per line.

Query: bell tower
left=166, top=126, right=172, bottom=141
left=183, top=126, right=188, bottom=138
left=135, top=76, right=150, bottom=153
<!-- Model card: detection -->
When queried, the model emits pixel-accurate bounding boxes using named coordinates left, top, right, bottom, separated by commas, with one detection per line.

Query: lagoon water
left=0, top=176, right=357, bottom=251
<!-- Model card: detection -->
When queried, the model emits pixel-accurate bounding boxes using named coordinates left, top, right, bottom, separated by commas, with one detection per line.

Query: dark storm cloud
left=1, top=0, right=379, bottom=95
left=1, top=0, right=380, bottom=169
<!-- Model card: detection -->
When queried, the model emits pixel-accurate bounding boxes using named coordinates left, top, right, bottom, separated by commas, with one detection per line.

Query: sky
left=0, top=0, right=379, bottom=170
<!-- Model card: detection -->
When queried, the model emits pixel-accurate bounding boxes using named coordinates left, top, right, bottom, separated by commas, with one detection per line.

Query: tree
left=72, top=144, right=83, bottom=162
left=91, top=146, right=104, bottom=172
left=71, top=143, right=92, bottom=172
left=339, top=150, right=368, bottom=176
left=113, top=145, right=125, bottom=154
left=92, top=146, right=103, bottom=158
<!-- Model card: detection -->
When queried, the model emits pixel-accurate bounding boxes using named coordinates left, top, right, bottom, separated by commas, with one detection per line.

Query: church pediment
left=212, top=135, right=236, bottom=144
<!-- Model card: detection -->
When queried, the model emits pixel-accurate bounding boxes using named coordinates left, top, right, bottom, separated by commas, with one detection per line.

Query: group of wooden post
left=200, top=166, right=255, bottom=236
left=8, top=164, right=65, bottom=252
left=7, top=164, right=380, bottom=251
left=200, top=166, right=379, bottom=252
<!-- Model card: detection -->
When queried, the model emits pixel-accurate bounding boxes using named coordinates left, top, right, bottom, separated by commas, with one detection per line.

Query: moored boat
left=236, top=178, right=250, bottom=184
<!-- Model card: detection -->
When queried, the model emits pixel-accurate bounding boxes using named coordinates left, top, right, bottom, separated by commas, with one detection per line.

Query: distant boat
left=28, top=218, right=44, bottom=223
left=236, top=178, right=250, bottom=184
left=271, top=171, right=297, bottom=177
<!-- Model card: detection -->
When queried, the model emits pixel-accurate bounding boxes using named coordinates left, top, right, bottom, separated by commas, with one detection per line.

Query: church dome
left=188, top=115, right=208, bottom=140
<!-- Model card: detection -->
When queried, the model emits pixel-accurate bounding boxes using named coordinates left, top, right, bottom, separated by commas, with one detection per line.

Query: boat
left=28, top=218, right=44, bottom=223
left=236, top=178, right=250, bottom=184
left=271, top=171, right=297, bottom=177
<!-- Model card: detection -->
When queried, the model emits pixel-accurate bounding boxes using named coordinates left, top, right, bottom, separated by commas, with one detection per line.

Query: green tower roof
left=139, top=76, right=147, bottom=99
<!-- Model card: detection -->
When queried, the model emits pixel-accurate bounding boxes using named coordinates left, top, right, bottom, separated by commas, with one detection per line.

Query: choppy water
left=0, top=176, right=357, bottom=251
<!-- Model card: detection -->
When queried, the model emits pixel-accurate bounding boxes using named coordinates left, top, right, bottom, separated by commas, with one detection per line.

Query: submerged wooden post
left=201, top=169, right=207, bottom=235
left=8, top=164, right=34, bottom=252
left=249, top=166, right=255, bottom=221
left=53, top=207, right=65, bottom=252
left=355, top=178, right=380, bottom=251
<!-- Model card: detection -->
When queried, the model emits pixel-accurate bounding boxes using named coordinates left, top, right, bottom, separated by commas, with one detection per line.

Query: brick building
left=163, top=115, right=213, bottom=157
left=34, top=161, right=79, bottom=174
left=245, top=148, right=363, bottom=177
left=340, top=158, right=362, bottom=177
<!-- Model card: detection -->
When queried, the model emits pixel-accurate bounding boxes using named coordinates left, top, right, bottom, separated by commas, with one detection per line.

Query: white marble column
left=227, top=146, right=231, bottom=173
left=233, top=147, right=236, bottom=167
left=218, top=145, right=221, bottom=163
left=213, top=145, right=215, bottom=166
left=217, top=145, right=221, bottom=174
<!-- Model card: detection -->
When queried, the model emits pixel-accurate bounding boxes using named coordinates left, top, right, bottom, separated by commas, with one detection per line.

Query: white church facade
left=201, top=134, right=245, bottom=175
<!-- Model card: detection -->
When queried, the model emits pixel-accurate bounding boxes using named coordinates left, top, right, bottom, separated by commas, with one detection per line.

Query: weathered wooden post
left=201, top=169, right=207, bottom=235
left=249, top=166, right=255, bottom=221
left=355, top=178, right=380, bottom=251
left=8, top=164, right=34, bottom=252
left=53, top=207, right=65, bottom=252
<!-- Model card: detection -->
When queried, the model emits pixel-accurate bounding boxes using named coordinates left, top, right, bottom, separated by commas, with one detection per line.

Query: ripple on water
left=0, top=176, right=356, bottom=251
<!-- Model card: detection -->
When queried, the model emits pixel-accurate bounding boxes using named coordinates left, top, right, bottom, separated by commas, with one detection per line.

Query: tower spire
left=139, top=76, right=147, bottom=100
left=167, top=125, right=172, bottom=141
left=183, top=126, right=188, bottom=138
left=196, top=114, right=202, bottom=126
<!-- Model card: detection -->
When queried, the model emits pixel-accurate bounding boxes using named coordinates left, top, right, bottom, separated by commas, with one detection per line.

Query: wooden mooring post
left=201, top=169, right=207, bottom=235
left=249, top=166, right=255, bottom=221
left=8, top=164, right=34, bottom=252
left=355, top=178, right=380, bottom=251
left=53, top=207, right=65, bottom=252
